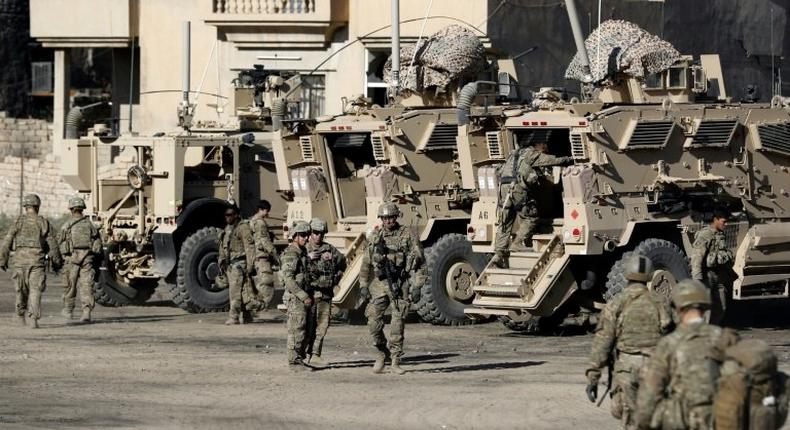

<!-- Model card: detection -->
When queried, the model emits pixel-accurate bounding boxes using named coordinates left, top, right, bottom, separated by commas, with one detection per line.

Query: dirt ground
left=1, top=272, right=789, bottom=430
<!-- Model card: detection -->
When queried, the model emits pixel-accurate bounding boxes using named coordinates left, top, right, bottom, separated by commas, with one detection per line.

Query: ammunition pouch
left=59, top=240, right=72, bottom=256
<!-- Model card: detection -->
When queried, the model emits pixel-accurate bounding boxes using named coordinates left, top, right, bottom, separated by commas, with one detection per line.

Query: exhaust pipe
left=603, top=240, right=617, bottom=252
left=564, top=0, right=594, bottom=83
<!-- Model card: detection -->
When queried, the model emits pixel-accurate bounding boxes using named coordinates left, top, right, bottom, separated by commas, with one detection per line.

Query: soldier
left=305, top=217, right=347, bottom=366
left=0, top=194, right=62, bottom=328
left=359, top=203, right=423, bottom=375
left=58, top=197, right=102, bottom=323
left=492, top=141, right=572, bottom=268
left=690, top=208, right=734, bottom=325
left=249, top=199, right=278, bottom=314
left=217, top=205, right=256, bottom=325
left=585, top=255, right=673, bottom=430
left=637, top=279, right=740, bottom=430
left=280, top=221, right=313, bottom=371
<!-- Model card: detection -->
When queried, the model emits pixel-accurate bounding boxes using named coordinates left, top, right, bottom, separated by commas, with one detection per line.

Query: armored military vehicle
left=274, top=25, right=521, bottom=325
left=61, top=25, right=299, bottom=312
left=463, top=8, right=790, bottom=331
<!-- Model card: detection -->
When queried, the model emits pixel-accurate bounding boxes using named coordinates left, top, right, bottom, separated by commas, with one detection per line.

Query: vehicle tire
left=604, top=238, right=690, bottom=301
left=499, top=315, right=543, bottom=334
left=170, top=227, right=229, bottom=313
left=94, top=272, right=158, bottom=307
left=417, top=233, right=488, bottom=326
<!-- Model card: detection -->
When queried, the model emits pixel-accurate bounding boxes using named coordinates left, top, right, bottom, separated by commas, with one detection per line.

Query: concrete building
left=29, top=0, right=490, bottom=146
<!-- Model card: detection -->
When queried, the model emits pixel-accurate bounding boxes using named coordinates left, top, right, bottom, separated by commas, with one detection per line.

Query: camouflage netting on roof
left=565, top=20, right=682, bottom=83
left=384, top=25, right=486, bottom=94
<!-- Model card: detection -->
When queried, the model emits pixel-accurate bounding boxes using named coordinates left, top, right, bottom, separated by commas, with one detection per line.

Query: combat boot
left=80, top=308, right=92, bottom=323
left=309, top=355, right=326, bottom=369
left=391, top=357, right=406, bottom=375
left=14, top=314, right=25, bottom=326
left=61, top=308, right=73, bottom=321
left=224, top=316, right=239, bottom=325
left=372, top=356, right=386, bottom=374
left=289, top=360, right=314, bottom=373
left=30, top=318, right=39, bottom=329
left=491, top=253, right=509, bottom=269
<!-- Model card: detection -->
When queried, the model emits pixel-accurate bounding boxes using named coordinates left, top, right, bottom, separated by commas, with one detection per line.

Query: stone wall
left=0, top=110, right=78, bottom=217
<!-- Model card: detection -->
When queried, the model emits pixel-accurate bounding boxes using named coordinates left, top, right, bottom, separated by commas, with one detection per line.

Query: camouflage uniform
left=586, top=283, right=673, bottom=429
left=58, top=210, right=102, bottom=319
left=637, top=280, right=740, bottom=430
left=305, top=239, right=346, bottom=360
left=494, top=146, right=571, bottom=260
left=690, top=225, right=734, bottom=324
left=280, top=227, right=311, bottom=365
left=360, top=221, right=423, bottom=365
left=0, top=195, right=62, bottom=326
left=249, top=212, right=278, bottom=311
left=218, top=219, right=256, bottom=323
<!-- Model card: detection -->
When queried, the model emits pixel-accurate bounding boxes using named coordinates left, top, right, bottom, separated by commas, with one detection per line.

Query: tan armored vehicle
left=274, top=25, right=520, bottom=325
left=61, top=25, right=299, bottom=312
left=463, top=13, right=790, bottom=331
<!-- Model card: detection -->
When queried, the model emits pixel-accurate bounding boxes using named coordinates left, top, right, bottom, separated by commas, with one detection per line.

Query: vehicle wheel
left=417, top=233, right=488, bottom=326
left=604, top=238, right=690, bottom=301
left=94, top=271, right=158, bottom=307
left=170, top=227, right=229, bottom=313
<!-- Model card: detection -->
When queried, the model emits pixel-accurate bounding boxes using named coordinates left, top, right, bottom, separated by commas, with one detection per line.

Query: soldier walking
left=492, top=141, right=572, bottom=268
left=690, top=208, right=734, bottom=324
left=585, top=255, right=673, bottom=430
left=305, top=217, right=347, bottom=366
left=359, top=203, right=423, bottom=375
left=0, top=194, right=62, bottom=328
left=637, top=279, right=740, bottom=430
left=218, top=205, right=256, bottom=325
left=249, top=200, right=278, bottom=315
left=58, top=197, right=102, bottom=323
left=280, top=221, right=313, bottom=371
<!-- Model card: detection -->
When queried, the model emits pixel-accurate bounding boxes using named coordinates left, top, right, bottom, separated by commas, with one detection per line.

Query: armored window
left=667, top=67, right=687, bottom=90
left=688, top=119, right=739, bottom=148
left=755, top=122, right=790, bottom=157
left=621, top=120, right=676, bottom=150
left=644, top=72, right=664, bottom=90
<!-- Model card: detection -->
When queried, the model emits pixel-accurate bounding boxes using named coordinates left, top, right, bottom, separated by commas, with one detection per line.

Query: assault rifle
left=375, top=236, right=402, bottom=299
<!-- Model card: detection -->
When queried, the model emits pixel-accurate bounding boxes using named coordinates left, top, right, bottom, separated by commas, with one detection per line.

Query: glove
left=409, top=284, right=421, bottom=303
left=359, top=286, right=371, bottom=302
left=586, top=382, right=598, bottom=403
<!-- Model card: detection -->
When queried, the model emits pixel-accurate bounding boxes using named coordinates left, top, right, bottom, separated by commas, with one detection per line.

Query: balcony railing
left=212, top=0, right=315, bottom=14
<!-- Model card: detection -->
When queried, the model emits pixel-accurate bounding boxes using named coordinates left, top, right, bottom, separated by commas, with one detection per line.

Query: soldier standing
left=637, top=279, right=740, bottom=430
left=249, top=200, right=278, bottom=314
left=359, top=203, right=423, bottom=375
left=58, top=197, right=102, bottom=323
left=281, top=221, right=313, bottom=371
left=492, top=141, right=572, bottom=268
left=0, top=194, right=62, bottom=328
left=217, top=205, right=256, bottom=325
left=690, top=208, right=734, bottom=324
left=585, top=255, right=673, bottom=430
left=305, top=217, right=347, bottom=366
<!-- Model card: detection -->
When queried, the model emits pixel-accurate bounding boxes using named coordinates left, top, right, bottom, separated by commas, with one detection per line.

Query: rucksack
left=714, top=339, right=790, bottom=430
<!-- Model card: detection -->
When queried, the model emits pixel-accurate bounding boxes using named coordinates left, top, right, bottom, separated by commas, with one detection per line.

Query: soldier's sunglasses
left=296, top=232, right=310, bottom=238
left=311, top=230, right=325, bottom=235
left=380, top=215, right=396, bottom=221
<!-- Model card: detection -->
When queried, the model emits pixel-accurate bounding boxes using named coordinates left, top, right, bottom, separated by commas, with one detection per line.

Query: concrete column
left=53, top=49, right=71, bottom=157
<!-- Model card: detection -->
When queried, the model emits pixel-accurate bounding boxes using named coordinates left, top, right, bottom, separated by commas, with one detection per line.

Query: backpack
left=714, top=339, right=790, bottom=430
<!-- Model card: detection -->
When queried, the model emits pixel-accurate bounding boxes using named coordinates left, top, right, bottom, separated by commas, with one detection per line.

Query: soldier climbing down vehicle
left=491, top=141, right=572, bottom=268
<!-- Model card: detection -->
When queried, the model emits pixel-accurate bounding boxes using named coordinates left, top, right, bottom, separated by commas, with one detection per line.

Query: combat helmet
left=624, top=254, right=653, bottom=282
left=377, top=203, right=399, bottom=218
left=310, top=217, right=327, bottom=233
left=68, top=197, right=86, bottom=210
left=22, top=194, right=41, bottom=208
left=671, top=279, right=711, bottom=310
left=292, top=221, right=311, bottom=236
